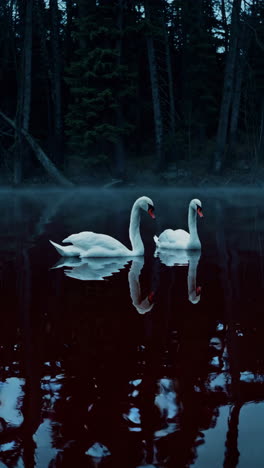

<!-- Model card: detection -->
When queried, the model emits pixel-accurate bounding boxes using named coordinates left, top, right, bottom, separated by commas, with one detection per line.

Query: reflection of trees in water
left=0, top=193, right=71, bottom=467
left=46, top=261, right=217, bottom=467
left=213, top=199, right=264, bottom=467
left=215, top=199, right=241, bottom=468
left=2, top=194, right=264, bottom=467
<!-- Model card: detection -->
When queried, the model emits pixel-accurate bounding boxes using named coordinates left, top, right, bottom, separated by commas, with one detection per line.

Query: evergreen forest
left=0, top=0, right=263, bottom=186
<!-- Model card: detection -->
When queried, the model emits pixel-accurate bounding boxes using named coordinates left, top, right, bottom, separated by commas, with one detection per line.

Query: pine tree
left=65, top=0, right=136, bottom=176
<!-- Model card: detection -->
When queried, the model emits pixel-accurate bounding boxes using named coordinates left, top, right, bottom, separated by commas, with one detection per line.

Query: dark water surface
left=0, top=188, right=264, bottom=468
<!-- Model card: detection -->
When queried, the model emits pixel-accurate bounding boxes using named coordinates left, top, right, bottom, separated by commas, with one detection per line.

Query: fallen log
left=0, top=111, right=73, bottom=187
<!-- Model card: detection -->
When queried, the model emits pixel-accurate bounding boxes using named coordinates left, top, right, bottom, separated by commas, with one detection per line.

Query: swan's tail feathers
left=49, top=240, right=80, bottom=257
left=153, top=235, right=160, bottom=247
left=50, top=240, right=67, bottom=256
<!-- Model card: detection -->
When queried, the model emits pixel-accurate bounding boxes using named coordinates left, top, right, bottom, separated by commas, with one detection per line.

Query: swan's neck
left=188, top=205, right=199, bottom=244
left=129, top=202, right=144, bottom=255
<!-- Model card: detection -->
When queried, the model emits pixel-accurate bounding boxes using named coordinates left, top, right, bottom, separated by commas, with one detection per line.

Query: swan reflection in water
left=128, top=258, right=154, bottom=315
left=52, top=257, right=154, bottom=314
left=52, top=256, right=131, bottom=280
left=155, top=249, right=201, bottom=304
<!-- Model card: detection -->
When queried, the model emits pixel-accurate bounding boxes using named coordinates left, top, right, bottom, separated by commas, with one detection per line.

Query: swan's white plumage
left=154, top=229, right=190, bottom=249
left=50, top=196, right=154, bottom=257
left=62, top=232, right=126, bottom=251
left=154, top=198, right=203, bottom=250
left=63, top=232, right=132, bottom=257
left=49, top=240, right=86, bottom=257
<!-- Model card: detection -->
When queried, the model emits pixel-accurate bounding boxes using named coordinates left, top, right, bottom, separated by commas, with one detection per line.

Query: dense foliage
left=0, top=0, right=263, bottom=184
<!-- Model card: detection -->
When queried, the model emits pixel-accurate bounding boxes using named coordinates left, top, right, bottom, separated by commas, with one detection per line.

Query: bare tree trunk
left=229, top=57, right=243, bottom=149
left=164, top=16, right=176, bottom=135
left=221, top=0, right=229, bottom=53
left=213, top=0, right=242, bottom=172
left=50, top=0, right=64, bottom=167
left=114, top=0, right=126, bottom=179
left=14, top=129, right=23, bottom=184
left=258, top=98, right=264, bottom=159
left=36, top=0, right=65, bottom=165
left=14, top=0, right=33, bottom=184
left=65, top=0, right=74, bottom=60
left=144, top=0, right=164, bottom=170
left=1, top=0, right=16, bottom=110
left=21, top=1, right=33, bottom=132
left=35, top=0, right=51, bottom=142
left=36, top=0, right=50, bottom=74
left=230, top=25, right=251, bottom=150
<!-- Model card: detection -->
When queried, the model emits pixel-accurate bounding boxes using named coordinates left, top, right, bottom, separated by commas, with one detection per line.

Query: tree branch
left=0, top=111, right=73, bottom=186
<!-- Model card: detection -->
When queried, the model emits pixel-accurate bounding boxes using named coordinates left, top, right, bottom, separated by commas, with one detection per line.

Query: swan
left=155, top=249, right=201, bottom=304
left=50, top=196, right=155, bottom=257
left=154, top=198, right=203, bottom=250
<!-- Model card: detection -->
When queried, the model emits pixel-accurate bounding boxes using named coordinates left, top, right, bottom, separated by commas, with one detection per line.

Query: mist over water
left=0, top=187, right=264, bottom=467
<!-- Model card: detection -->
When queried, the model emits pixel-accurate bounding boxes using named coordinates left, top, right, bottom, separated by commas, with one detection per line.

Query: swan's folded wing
left=158, top=229, right=176, bottom=243
left=62, top=231, right=96, bottom=249
left=62, top=231, right=128, bottom=252
left=159, top=229, right=189, bottom=243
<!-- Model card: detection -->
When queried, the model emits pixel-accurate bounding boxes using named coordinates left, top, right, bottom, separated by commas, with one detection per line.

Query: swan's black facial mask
left=148, top=204, right=155, bottom=219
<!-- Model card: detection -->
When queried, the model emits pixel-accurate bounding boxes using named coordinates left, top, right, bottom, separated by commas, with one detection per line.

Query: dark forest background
left=0, top=0, right=263, bottom=186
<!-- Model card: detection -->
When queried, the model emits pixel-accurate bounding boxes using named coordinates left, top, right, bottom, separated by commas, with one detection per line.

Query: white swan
left=154, top=198, right=203, bottom=250
left=155, top=249, right=201, bottom=304
left=50, top=196, right=155, bottom=257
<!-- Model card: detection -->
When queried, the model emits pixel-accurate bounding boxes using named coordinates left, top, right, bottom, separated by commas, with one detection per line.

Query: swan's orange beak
left=197, top=207, right=203, bottom=217
left=148, top=207, right=155, bottom=219
left=196, top=286, right=202, bottom=295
